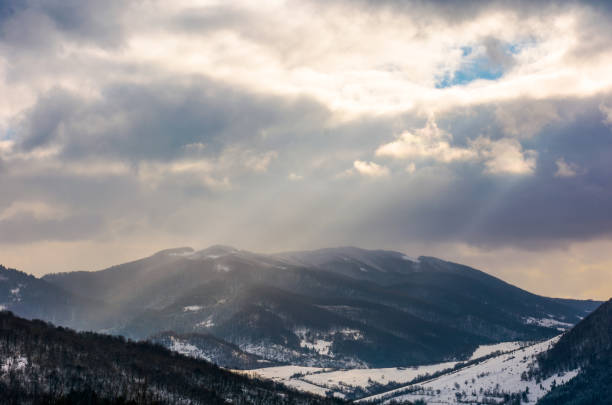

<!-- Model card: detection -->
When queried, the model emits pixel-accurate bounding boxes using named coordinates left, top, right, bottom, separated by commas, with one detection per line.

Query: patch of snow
left=469, top=341, right=526, bottom=360
left=168, top=337, right=211, bottom=362
left=183, top=305, right=203, bottom=312
left=240, top=342, right=302, bottom=363
left=197, top=318, right=215, bottom=328
left=301, top=339, right=333, bottom=356
left=215, top=264, right=231, bottom=272
left=286, top=379, right=345, bottom=398
left=525, top=317, right=573, bottom=331
left=293, top=328, right=365, bottom=358
left=168, top=251, right=194, bottom=257
left=1, top=355, right=28, bottom=372
left=359, top=267, right=368, bottom=272
left=9, top=285, right=22, bottom=302
left=401, top=255, right=419, bottom=262
left=338, top=328, right=364, bottom=340
left=244, top=366, right=326, bottom=380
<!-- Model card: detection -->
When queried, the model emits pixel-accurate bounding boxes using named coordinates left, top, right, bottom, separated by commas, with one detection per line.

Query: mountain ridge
left=3, top=246, right=602, bottom=368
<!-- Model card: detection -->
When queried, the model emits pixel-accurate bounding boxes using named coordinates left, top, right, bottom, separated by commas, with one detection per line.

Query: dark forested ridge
left=0, top=265, right=109, bottom=330
left=0, top=311, right=344, bottom=405
left=536, top=299, right=612, bottom=405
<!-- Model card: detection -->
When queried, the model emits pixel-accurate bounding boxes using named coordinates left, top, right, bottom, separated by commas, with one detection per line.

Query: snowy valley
left=237, top=337, right=578, bottom=404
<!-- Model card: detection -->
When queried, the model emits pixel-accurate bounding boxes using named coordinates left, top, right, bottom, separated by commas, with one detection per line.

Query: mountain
left=535, top=299, right=612, bottom=405
left=38, top=246, right=600, bottom=368
left=0, top=265, right=108, bottom=330
left=0, top=310, right=343, bottom=405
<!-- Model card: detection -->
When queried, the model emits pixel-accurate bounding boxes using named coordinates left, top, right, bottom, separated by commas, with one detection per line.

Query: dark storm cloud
left=319, top=0, right=612, bottom=20
left=16, top=77, right=330, bottom=162
left=167, top=5, right=252, bottom=34
left=17, top=88, right=82, bottom=151
left=0, top=0, right=130, bottom=49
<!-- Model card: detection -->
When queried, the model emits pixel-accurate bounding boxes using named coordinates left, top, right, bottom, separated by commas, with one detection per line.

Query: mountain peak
left=190, top=245, right=241, bottom=260
left=199, top=245, right=240, bottom=254
left=155, top=247, right=195, bottom=256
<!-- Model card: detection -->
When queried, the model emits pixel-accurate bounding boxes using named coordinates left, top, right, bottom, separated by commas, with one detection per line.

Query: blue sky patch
left=436, top=56, right=505, bottom=88
left=436, top=41, right=520, bottom=88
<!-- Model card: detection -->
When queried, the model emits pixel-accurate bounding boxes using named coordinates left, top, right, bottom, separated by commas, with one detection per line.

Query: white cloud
left=288, top=172, right=303, bottom=181
left=353, top=160, right=389, bottom=178
left=137, top=159, right=229, bottom=190
left=474, top=137, right=537, bottom=175
left=376, top=118, right=537, bottom=175
left=555, top=157, right=579, bottom=178
left=405, top=162, right=416, bottom=174
left=376, top=118, right=476, bottom=163
left=134, top=147, right=278, bottom=189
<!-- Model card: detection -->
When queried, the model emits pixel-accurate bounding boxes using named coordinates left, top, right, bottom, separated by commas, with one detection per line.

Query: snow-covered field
left=237, top=366, right=345, bottom=398
left=301, top=362, right=458, bottom=391
left=241, top=336, right=579, bottom=404
left=469, top=341, right=527, bottom=360
left=360, top=337, right=578, bottom=404
left=242, top=361, right=459, bottom=399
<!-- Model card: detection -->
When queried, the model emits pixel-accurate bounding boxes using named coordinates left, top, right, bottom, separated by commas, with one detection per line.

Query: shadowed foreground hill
left=536, top=299, right=612, bottom=405
left=0, top=311, right=344, bottom=405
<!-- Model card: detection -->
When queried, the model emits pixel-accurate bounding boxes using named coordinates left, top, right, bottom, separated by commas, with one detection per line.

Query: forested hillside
left=536, top=299, right=612, bottom=405
left=0, top=311, right=344, bottom=405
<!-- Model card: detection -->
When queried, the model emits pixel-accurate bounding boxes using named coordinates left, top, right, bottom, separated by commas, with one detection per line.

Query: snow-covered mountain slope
left=150, top=330, right=274, bottom=369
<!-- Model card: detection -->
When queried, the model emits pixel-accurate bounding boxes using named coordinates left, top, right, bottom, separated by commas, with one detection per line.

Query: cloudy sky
left=1, top=0, right=612, bottom=299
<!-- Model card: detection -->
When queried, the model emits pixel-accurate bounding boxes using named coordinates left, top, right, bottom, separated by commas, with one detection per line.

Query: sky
left=1, top=0, right=612, bottom=300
